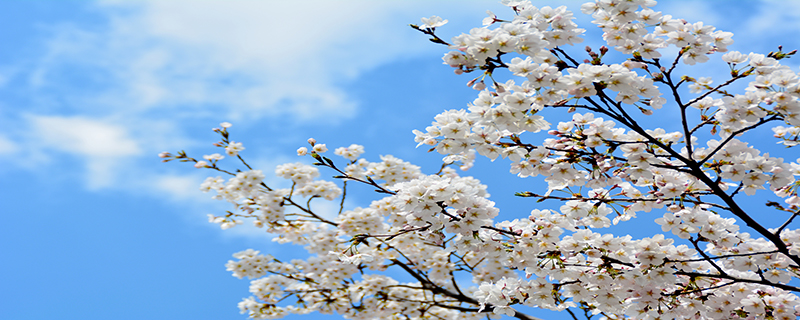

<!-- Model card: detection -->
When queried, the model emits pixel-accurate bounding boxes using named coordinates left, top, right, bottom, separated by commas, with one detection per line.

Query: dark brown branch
left=697, top=115, right=781, bottom=165
left=662, top=280, right=735, bottom=297
left=666, top=249, right=781, bottom=264
left=689, top=237, right=728, bottom=276
left=388, top=259, right=542, bottom=320
left=777, top=210, right=800, bottom=236
left=674, top=271, right=800, bottom=292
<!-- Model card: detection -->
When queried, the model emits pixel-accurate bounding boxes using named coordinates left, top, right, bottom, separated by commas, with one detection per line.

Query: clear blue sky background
left=2, top=1, right=799, bottom=320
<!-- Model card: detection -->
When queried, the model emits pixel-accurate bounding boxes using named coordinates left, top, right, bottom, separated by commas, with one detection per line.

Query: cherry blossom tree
left=162, top=1, right=800, bottom=319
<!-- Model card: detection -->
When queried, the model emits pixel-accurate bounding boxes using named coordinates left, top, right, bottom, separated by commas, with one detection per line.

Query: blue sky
left=2, top=1, right=800, bottom=320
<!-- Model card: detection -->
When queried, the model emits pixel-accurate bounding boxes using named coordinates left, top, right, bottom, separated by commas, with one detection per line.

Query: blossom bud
left=653, top=72, right=664, bottom=81
left=473, top=81, right=486, bottom=91
left=599, top=46, right=608, bottom=55
left=194, top=160, right=209, bottom=168
left=454, top=69, right=463, bottom=75
left=158, top=152, right=171, bottom=158
left=307, top=138, right=316, bottom=146
left=220, top=122, right=232, bottom=128
left=495, top=84, right=505, bottom=93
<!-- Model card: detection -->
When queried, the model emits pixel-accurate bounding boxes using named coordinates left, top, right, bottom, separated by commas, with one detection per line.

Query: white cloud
left=0, top=134, right=18, bottom=155
left=8, top=0, right=504, bottom=191
left=747, top=1, right=800, bottom=35
left=154, top=174, right=207, bottom=201
left=30, top=115, right=140, bottom=156
left=36, top=0, right=483, bottom=122
left=29, top=115, right=141, bottom=189
left=656, top=1, right=724, bottom=26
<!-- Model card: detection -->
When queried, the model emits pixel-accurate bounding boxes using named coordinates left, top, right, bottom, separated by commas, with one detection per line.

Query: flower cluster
left=581, top=0, right=732, bottom=64
left=163, top=0, right=800, bottom=319
left=442, top=4, right=585, bottom=75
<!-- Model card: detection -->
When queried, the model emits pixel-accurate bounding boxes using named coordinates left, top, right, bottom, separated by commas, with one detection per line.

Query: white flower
left=313, top=144, right=328, bottom=153
left=225, top=141, right=245, bottom=156
left=331, top=251, right=374, bottom=265
left=334, top=144, right=365, bottom=160
left=203, top=153, right=224, bottom=161
left=722, top=51, right=748, bottom=64
left=420, top=15, right=448, bottom=29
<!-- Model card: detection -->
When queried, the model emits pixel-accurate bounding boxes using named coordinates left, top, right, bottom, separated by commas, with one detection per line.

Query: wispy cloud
left=28, top=115, right=141, bottom=189
left=7, top=0, right=499, bottom=194
left=35, top=0, right=452, bottom=121
left=0, top=134, right=18, bottom=155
